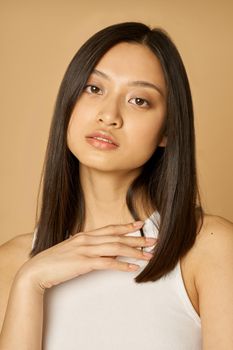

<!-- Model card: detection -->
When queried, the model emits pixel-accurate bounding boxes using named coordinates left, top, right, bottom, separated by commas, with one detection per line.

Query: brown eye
left=130, top=97, right=150, bottom=108
left=84, top=85, right=101, bottom=94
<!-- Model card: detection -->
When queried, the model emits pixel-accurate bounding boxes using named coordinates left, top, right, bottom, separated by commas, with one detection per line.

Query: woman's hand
left=16, top=221, right=157, bottom=293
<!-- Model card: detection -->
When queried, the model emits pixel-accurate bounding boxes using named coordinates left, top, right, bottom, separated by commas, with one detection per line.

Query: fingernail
left=143, top=252, right=154, bottom=257
left=133, top=221, right=144, bottom=227
left=128, top=264, right=140, bottom=270
left=145, top=237, right=157, bottom=242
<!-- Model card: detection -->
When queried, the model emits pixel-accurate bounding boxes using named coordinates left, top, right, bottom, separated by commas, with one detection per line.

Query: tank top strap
left=32, top=226, right=38, bottom=249
left=174, top=259, right=201, bottom=326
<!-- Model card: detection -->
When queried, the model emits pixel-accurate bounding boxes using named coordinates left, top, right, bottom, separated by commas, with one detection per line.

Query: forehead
left=92, top=42, right=166, bottom=93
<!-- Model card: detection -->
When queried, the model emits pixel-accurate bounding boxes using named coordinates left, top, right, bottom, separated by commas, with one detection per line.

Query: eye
left=83, top=84, right=102, bottom=94
left=129, top=97, right=150, bottom=108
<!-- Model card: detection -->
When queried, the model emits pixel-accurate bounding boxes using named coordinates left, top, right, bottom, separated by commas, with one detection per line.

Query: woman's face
left=67, top=42, right=167, bottom=172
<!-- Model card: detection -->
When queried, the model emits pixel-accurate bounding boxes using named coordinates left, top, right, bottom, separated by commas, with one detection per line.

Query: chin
left=78, top=158, right=121, bottom=172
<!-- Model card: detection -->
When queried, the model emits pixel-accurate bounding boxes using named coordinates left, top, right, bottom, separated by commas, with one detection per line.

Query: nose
left=96, top=99, right=123, bottom=128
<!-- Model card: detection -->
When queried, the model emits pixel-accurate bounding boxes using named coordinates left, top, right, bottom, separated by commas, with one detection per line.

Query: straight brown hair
left=30, top=21, right=204, bottom=283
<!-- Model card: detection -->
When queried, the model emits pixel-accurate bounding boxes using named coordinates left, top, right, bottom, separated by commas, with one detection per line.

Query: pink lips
left=85, top=131, right=119, bottom=146
left=86, top=137, right=119, bottom=150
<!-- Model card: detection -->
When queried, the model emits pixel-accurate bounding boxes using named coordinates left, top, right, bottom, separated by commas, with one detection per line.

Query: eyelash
left=83, top=84, right=151, bottom=108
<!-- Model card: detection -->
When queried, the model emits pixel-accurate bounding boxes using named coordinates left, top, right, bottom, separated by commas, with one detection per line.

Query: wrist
left=14, top=266, right=46, bottom=297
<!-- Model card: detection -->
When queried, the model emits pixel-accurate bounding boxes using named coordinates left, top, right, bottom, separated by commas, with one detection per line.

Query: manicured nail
left=143, top=252, right=154, bottom=257
left=133, top=221, right=144, bottom=227
left=128, top=264, right=140, bottom=270
left=145, top=237, right=157, bottom=242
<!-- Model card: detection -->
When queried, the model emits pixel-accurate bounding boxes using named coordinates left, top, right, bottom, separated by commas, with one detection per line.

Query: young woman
left=0, top=21, right=232, bottom=350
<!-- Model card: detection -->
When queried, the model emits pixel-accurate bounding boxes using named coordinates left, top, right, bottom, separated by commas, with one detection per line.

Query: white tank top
left=32, top=211, right=202, bottom=349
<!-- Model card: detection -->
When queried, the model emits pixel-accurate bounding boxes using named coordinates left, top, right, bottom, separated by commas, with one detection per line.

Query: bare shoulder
left=199, top=212, right=233, bottom=234
left=0, top=231, right=34, bottom=283
left=182, top=213, right=232, bottom=269
left=0, top=232, right=34, bottom=264
left=193, top=213, right=233, bottom=278
left=194, top=214, right=233, bottom=348
left=194, top=213, right=233, bottom=257
left=0, top=232, right=34, bottom=329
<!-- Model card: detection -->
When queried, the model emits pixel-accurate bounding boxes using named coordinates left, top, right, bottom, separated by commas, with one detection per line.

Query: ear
left=158, top=134, right=167, bottom=147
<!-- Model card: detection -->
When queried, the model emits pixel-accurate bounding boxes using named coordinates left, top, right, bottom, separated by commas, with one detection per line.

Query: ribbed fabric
left=32, top=211, right=202, bottom=349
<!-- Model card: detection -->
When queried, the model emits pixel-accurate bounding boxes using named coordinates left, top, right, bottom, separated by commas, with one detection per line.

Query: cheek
left=123, top=125, right=161, bottom=168
left=138, top=131, right=158, bottom=156
left=140, top=125, right=159, bottom=143
left=67, top=112, right=83, bottom=154
left=131, top=118, right=163, bottom=150
left=67, top=102, right=91, bottom=148
left=67, top=114, right=76, bottom=148
left=134, top=110, right=166, bottom=155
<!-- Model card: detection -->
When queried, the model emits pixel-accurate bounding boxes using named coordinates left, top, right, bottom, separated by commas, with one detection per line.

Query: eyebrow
left=91, top=68, right=164, bottom=98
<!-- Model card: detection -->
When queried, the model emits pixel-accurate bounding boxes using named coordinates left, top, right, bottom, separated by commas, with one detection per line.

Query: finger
left=121, top=235, right=158, bottom=247
left=76, top=243, right=154, bottom=261
left=72, top=233, right=157, bottom=248
left=82, top=221, right=145, bottom=237
left=90, top=257, right=140, bottom=272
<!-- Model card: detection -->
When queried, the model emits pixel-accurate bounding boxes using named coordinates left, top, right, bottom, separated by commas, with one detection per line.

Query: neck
left=79, top=165, right=154, bottom=232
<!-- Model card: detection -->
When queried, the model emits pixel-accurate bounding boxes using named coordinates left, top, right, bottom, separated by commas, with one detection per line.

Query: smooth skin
left=67, top=42, right=167, bottom=230
left=18, top=221, right=156, bottom=290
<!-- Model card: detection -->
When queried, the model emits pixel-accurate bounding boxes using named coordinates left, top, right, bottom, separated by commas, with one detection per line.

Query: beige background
left=0, top=0, right=232, bottom=245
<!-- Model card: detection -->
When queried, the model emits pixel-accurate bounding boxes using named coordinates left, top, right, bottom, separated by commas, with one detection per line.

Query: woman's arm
left=0, top=221, right=153, bottom=349
left=194, top=215, right=233, bottom=349
left=0, top=269, right=44, bottom=350
left=0, top=233, right=44, bottom=349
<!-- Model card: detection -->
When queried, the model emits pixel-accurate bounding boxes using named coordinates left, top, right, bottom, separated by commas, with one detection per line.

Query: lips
left=85, top=131, right=119, bottom=146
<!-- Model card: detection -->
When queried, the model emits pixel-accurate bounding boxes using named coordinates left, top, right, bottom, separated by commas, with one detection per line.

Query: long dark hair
left=30, top=21, right=204, bottom=283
